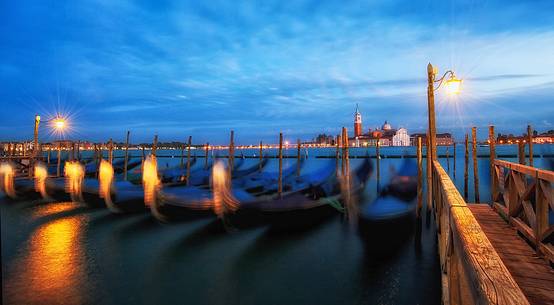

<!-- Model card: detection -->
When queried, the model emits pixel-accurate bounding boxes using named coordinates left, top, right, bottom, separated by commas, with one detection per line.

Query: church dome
left=382, top=121, right=392, bottom=130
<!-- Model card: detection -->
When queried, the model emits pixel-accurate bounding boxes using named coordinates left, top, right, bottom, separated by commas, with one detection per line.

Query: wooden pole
left=228, top=130, right=234, bottom=176
left=278, top=132, right=283, bottom=197
left=446, top=147, right=450, bottom=172
left=259, top=141, right=263, bottom=172
left=489, top=126, right=496, bottom=204
left=518, top=141, right=525, bottom=165
left=152, top=135, right=158, bottom=157
left=76, top=140, right=80, bottom=161
left=335, top=134, right=341, bottom=175
left=108, top=138, right=113, bottom=164
left=204, top=142, right=209, bottom=169
left=123, top=131, right=130, bottom=181
left=427, top=63, right=437, bottom=161
left=472, top=127, right=480, bottom=203
left=57, top=142, right=61, bottom=177
left=296, top=139, right=301, bottom=177
left=141, top=146, right=145, bottom=161
left=417, top=136, right=423, bottom=218
left=464, top=134, right=469, bottom=201
left=180, top=143, right=185, bottom=169
left=426, top=135, right=432, bottom=210
left=186, top=136, right=191, bottom=185
left=527, top=124, right=533, bottom=167
left=453, top=142, right=456, bottom=178
left=47, top=149, right=51, bottom=165
left=376, top=137, right=381, bottom=178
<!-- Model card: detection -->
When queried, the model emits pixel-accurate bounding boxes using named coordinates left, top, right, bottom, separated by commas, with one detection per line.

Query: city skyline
left=2, top=0, right=554, bottom=143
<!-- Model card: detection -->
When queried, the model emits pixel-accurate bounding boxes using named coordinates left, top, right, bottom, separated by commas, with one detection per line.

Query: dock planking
left=468, top=204, right=554, bottom=305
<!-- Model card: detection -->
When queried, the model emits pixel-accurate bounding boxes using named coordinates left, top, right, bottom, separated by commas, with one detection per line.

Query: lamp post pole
left=427, top=63, right=437, bottom=161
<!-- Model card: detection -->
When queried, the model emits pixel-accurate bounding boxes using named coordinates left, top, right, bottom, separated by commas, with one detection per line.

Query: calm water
left=2, top=144, right=552, bottom=305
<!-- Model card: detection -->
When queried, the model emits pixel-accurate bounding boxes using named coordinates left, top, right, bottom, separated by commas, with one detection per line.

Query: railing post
left=535, top=174, right=547, bottom=253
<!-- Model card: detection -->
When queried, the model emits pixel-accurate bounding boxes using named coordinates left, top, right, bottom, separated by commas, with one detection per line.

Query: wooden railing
left=432, top=161, right=529, bottom=305
left=492, top=159, right=554, bottom=264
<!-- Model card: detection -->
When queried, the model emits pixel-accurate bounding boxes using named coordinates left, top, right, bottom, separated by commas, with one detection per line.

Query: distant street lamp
left=32, top=115, right=68, bottom=173
left=427, top=63, right=462, bottom=160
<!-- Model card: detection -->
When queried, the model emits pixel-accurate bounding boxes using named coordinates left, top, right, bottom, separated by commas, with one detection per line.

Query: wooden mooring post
left=336, top=134, right=341, bottom=174
left=426, top=135, right=431, bottom=210
left=527, top=124, right=533, bottom=166
left=152, top=135, right=158, bottom=157
left=123, top=131, right=130, bottom=181
left=180, top=143, right=185, bottom=169
left=416, top=136, right=423, bottom=218
left=472, top=127, right=480, bottom=203
left=518, top=141, right=525, bottom=165
left=204, top=142, right=209, bottom=169
left=278, top=132, right=283, bottom=197
left=453, top=142, right=456, bottom=178
left=446, top=147, right=450, bottom=172
left=342, top=127, right=349, bottom=176
left=228, top=130, right=234, bottom=177
left=464, top=134, right=469, bottom=201
left=186, top=136, right=191, bottom=185
left=259, top=141, right=263, bottom=172
left=47, top=149, right=51, bottom=165
left=108, top=138, right=113, bottom=165
left=296, top=139, right=301, bottom=177
left=57, top=142, right=61, bottom=177
left=489, top=126, right=496, bottom=203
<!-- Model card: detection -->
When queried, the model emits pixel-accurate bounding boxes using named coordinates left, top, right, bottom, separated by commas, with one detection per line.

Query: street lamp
left=426, top=63, right=462, bottom=161
left=33, top=115, right=68, bottom=176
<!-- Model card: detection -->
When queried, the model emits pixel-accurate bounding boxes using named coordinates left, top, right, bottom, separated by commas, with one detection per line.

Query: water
left=2, top=144, right=552, bottom=305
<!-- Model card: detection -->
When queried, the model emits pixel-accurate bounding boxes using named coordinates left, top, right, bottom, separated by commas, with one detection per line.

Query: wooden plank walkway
left=468, top=204, right=554, bottom=305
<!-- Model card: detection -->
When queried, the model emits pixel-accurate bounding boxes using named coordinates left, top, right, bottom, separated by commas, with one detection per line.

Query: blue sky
left=1, top=0, right=553, bottom=144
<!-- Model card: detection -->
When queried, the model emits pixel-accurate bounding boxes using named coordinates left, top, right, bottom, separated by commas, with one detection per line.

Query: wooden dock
left=469, top=204, right=554, bottom=305
left=431, top=158, right=553, bottom=305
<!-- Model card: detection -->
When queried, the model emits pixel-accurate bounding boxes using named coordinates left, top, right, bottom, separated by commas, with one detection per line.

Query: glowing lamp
left=53, top=118, right=65, bottom=130
left=444, top=76, right=462, bottom=95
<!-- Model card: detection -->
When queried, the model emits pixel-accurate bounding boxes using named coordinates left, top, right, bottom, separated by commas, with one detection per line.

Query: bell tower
left=354, top=103, right=362, bottom=137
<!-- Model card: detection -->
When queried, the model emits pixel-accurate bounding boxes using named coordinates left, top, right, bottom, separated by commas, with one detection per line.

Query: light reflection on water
left=4, top=203, right=85, bottom=305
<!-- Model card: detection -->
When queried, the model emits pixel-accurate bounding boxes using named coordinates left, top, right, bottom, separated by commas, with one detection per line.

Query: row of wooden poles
left=415, top=124, right=537, bottom=217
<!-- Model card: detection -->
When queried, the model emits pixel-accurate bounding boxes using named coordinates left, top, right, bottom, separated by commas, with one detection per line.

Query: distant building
left=354, top=104, right=362, bottom=137
left=346, top=110, right=410, bottom=147
left=497, top=130, right=554, bottom=144
left=410, top=133, right=454, bottom=146
left=392, top=128, right=410, bottom=146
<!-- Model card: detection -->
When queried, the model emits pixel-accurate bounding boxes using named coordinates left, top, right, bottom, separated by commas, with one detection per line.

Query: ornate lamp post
left=427, top=63, right=462, bottom=160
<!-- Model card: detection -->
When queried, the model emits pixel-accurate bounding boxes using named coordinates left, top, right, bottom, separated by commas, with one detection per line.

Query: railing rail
left=492, top=159, right=554, bottom=263
left=432, top=160, right=529, bottom=305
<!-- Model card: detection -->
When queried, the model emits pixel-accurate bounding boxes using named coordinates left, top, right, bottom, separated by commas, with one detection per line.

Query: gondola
left=105, top=157, right=264, bottom=214
left=358, top=159, right=418, bottom=244
left=228, top=158, right=372, bottom=229
left=150, top=158, right=304, bottom=221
